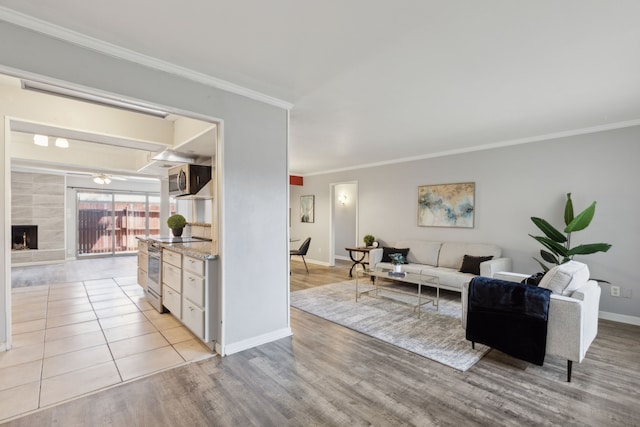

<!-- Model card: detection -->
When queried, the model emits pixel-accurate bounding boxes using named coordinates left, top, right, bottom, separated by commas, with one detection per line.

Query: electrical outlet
left=611, top=285, right=620, bottom=297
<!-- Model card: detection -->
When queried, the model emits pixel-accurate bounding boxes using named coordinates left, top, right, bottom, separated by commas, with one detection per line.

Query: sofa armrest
left=369, top=248, right=383, bottom=268
left=493, top=271, right=529, bottom=283
left=479, top=257, right=512, bottom=278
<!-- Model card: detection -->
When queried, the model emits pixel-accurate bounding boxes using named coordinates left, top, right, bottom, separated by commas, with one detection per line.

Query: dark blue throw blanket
left=466, top=276, right=552, bottom=365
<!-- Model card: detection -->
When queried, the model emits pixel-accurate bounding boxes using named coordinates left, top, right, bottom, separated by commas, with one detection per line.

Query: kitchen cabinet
left=137, top=241, right=148, bottom=291
left=162, top=248, right=182, bottom=318
left=182, top=255, right=206, bottom=337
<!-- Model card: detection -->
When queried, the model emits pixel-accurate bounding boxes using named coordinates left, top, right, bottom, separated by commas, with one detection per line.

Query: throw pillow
left=538, top=261, right=590, bottom=296
left=381, top=247, right=410, bottom=264
left=521, top=272, right=545, bottom=286
left=459, top=254, right=493, bottom=275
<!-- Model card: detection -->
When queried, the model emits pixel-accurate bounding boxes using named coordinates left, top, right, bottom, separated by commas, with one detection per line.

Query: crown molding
left=0, top=6, right=293, bottom=110
left=301, top=118, right=640, bottom=176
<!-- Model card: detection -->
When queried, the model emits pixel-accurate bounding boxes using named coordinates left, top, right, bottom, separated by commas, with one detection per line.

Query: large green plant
left=529, top=193, right=611, bottom=272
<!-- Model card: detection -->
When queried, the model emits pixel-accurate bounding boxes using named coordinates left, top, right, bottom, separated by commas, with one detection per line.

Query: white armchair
left=461, top=263, right=601, bottom=382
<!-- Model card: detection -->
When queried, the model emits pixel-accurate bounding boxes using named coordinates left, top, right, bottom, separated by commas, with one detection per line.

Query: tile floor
left=1, top=274, right=214, bottom=422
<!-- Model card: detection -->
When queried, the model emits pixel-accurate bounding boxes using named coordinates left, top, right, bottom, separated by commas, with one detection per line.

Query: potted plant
left=530, top=192, right=611, bottom=280
left=167, top=214, right=187, bottom=237
left=388, top=253, right=405, bottom=273
left=363, top=234, right=375, bottom=247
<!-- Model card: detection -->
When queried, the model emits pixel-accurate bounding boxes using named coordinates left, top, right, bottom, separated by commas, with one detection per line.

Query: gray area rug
left=290, top=280, right=490, bottom=371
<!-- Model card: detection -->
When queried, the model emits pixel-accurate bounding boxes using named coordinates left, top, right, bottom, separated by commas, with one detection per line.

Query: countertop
left=137, top=236, right=218, bottom=260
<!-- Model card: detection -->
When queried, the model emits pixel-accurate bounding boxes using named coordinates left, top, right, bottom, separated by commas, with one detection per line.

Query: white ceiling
left=1, top=1, right=640, bottom=175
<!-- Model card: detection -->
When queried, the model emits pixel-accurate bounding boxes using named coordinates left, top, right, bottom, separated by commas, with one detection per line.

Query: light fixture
left=33, top=134, right=48, bottom=146
left=338, top=194, right=348, bottom=205
left=93, top=174, right=112, bottom=185
left=55, top=138, right=69, bottom=148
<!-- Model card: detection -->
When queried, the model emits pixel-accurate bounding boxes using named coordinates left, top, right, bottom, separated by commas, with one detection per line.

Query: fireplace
left=11, top=225, right=38, bottom=250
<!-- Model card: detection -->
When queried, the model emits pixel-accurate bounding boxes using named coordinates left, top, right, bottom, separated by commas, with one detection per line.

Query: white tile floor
left=1, top=275, right=215, bottom=422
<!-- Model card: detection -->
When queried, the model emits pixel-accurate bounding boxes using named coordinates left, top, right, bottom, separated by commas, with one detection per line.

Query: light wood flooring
left=3, top=259, right=640, bottom=426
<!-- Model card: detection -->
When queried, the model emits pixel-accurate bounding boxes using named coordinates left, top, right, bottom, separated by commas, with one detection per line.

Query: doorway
left=330, top=182, right=358, bottom=266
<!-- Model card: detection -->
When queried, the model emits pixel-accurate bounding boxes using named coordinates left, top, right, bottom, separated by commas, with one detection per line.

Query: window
left=77, top=191, right=163, bottom=256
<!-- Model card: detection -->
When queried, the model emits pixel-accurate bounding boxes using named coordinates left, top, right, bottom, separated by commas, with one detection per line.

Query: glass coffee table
left=356, top=267, right=439, bottom=318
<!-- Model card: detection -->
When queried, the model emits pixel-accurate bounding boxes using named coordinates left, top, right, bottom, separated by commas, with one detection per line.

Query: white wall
left=291, top=126, right=640, bottom=320
left=0, top=22, right=290, bottom=353
left=333, top=183, right=357, bottom=258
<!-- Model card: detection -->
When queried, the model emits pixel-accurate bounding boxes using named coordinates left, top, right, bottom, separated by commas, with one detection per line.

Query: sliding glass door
left=77, top=191, right=161, bottom=256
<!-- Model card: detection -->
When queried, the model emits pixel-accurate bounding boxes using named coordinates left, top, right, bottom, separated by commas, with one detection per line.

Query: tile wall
left=11, top=172, right=66, bottom=265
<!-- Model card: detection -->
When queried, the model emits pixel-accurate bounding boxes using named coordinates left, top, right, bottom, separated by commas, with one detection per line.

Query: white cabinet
left=182, top=255, right=206, bottom=339
left=163, top=284, right=181, bottom=317
left=182, top=298, right=205, bottom=338
left=137, top=241, right=148, bottom=291
left=162, top=249, right=182, bottom=318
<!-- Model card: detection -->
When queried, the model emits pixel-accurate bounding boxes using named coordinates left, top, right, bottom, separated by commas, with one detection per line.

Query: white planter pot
left=393, top=264, right=402, bottom=273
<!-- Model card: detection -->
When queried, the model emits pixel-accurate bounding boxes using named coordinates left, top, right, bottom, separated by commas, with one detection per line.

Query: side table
left=345, top=246, right=374, bottom=278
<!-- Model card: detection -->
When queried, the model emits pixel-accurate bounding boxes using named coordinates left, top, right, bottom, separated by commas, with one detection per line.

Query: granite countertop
left=162, top=241, right=217, bottom=260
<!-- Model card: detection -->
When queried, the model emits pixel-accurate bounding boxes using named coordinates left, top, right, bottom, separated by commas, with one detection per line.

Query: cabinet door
left=162, top=263, right=182, bottom=292
left=137, top=268, right=147, bottom=291
left=183, top=271, right=204, bottom=307
left=182, top=299, right=204, bottom=339
left=137, top=252, right=148, bottom=271
left=183, top=256, right=204, bottom=275
left=162, top=284, right=181, bottom=319
left=163, top=250, right=182, bottom=268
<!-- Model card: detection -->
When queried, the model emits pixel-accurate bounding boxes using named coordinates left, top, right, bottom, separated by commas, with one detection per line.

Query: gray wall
left=290, top=126, right=640, bottom=320
left=333, top=183, right=357, bottom=258
left=0, top=22, right=290, bottom=352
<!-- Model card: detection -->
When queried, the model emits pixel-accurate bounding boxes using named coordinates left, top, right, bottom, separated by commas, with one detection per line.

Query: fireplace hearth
left=11, top=225, right=38, bottom=250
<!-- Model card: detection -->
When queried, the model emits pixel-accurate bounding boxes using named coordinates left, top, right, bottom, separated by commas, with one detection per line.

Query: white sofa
left=368, top=240, right=512, bottom=292
left=461, top=261, right=601, bottom=381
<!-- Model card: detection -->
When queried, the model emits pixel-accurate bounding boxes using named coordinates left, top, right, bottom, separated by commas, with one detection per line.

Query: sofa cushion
left=538, top=261, right=590, bottom=296
left=459, top=254, right=494, bottom=275
left=395, top=240, right=441, bottom=266
left=438, top=242, right=501, bottom=269
left=381, top=247, right=409, bottom=264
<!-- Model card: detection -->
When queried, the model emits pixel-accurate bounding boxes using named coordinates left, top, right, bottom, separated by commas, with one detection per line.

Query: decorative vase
left=393, top=264, right=402, bottom=273
left=171, top=228, right=183, bottom=237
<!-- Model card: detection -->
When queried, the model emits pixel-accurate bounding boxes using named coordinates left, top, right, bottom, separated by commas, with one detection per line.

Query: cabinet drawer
left=182, top=299, right=204, bottom=339
left=162, top=263, right=182, bottom=292
left=138, top=241, right=148, bottom=254
left=137, top=252, right=148, bottom=271
left=162, top=284, right=181, bottom=318
left=163, top=249, right=182, bottom=268
left=137, top=268, right=147, bottom=291
left=183, top=256, right=204, bottom=275
left=183, top=271, right=205, bottom=307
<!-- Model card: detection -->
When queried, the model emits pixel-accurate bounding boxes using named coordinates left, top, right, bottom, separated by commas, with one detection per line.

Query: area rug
left=290, top=280, right=490, bottom=371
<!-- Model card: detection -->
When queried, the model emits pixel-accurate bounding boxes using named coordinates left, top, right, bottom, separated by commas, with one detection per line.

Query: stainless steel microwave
left=168, top=164, right=212, bottom=197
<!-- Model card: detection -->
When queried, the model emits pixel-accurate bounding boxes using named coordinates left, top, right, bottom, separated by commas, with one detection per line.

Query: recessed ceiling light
left=55, top=138, right=69, bottom=148
left=33, top=134, right=48, bottom=147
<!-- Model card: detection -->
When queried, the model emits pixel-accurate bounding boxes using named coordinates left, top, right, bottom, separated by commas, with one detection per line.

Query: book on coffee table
left=388, top=271, right=407, bottom=278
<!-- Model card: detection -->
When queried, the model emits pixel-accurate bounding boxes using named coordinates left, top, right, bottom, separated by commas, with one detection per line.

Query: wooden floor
left=5, top=259, right=640, bottom=426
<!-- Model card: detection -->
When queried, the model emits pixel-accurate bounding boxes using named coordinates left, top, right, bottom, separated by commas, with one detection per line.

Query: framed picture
left=418, top=182, right=475, bottom=228
left=300, top=195, right=315, bottom=223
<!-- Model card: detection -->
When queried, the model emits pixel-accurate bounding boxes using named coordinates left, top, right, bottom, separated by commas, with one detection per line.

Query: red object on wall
left=289, top=175, right=303, bottom=186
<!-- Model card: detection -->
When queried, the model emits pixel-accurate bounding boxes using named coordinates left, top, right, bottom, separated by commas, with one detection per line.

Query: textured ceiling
left=1, top=1, right=639, bottom=174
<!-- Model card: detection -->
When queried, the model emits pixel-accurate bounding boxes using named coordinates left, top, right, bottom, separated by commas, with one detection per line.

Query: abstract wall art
left=300, top=195, right=315, bottom=223
left=417, top=182, right=475, bottom=228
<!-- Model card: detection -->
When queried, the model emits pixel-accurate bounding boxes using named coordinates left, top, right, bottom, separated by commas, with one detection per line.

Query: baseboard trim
left=222, top=327, right=292, bottom=356
left=334, top=255, right=350, bottom=262
left=291, top=258, right=331, bottom=267
left=599, top=311, right=640, bottom=326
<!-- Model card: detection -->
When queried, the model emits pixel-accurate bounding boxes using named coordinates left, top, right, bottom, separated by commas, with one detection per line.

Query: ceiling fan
left=66, top=171, right=129, bottom=184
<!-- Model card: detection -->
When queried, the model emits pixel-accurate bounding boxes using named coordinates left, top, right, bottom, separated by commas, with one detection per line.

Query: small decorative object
left=167, top=214, right=187, bottom=237
left=300, top=195, right=315, bottom=223
left=530, top=192, right=612, bottom=273
left=389, top=253, right=405, bottom=273
left=418, top=182, right=475, bottom=228
left=363, top=234, right=375, bottom=247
